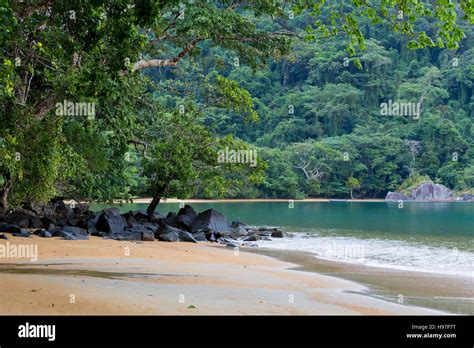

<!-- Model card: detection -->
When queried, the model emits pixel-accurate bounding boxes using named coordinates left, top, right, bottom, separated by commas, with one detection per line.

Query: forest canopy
left=0, top=0, right=473, bottom=211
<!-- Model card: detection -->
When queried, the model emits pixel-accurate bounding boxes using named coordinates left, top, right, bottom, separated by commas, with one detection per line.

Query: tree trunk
left=350, top=189, right=354, bottom=200
left=147, top=192, right=161, bottom=219
left=147, top=184, right=167, bottom=219
left=0, top=179, right=13, bottom=212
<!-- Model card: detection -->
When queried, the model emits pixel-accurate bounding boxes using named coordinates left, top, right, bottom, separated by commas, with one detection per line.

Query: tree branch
left=133, top=37, right=203, bottom=71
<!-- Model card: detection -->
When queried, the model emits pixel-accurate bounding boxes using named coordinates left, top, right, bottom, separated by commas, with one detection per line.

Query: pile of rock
left=385, top=181, right=473, bottom=201
left=0, top=201, right=286, bottom=247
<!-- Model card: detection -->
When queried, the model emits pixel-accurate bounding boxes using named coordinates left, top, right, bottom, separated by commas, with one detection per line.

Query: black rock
left=62, top=233, right=89, bottom=240
left=40, top=215, right=56, bottom=229
left=122, top=211, right=137, bottom=226
left=256, top=228, right=273, bottom=236
left=87, top=213, right=100, bottom=234
left=157, top=230, right=180, bottom=242
left=9, top=208, right=36, bottom=218
left=149, top=212, right=164, bottom=223
left=156, top=223, right=180, bottom=235
left=140, top=222, right=159, bottom=233
left=12, top=230, right=31, bottom=238
left=38, top=230, right=52, bottom=238
left=200, top=228, right=217, bottom=242
left=271, top=230, right=285, bottom=238
left=53, top=226, right=89, bottom=240
left=159, top=217, right=177, bottom=228
left=24, top=202, right=53, bottom=217
left=177, top=205, right=197, bottom=219
left=96, top=208, right=126, bottom=234
left=178, top=230, right=197, bottom=243
left=192, top=231, right=207, bottom=242
left=230, top=223, right=248, bottom=236
left=102, top=230, right=142, bottom=241
left=72, top=204, right=89, bottom=216
left=60, top=226, right=88, bottom=236
left=52, top=200, right=75, bottom=225
left=67, top=218, right=79, bottom=227
left=28, top=216, right=44, bottom=229
left=0, top=224, right=22, bottom=234
left=166, top=212, right=177, bottom=219
left=0, top=223, right=10, bottom=232
left=176, top=214, right=193, bottom=231
left=124, top=226, right=156, bottom=241
left=0, top=233, right=8, bottom=239
left=191, top=209, right=231, bottom=235
left=128, top=223, right=151, bottom=233
left=142, top=230, right=155, bottom=241
left=231, top=221, right=246, bottom=228
left=156, top=224, right=197, bottom=243
left=242, top=234, right=260, bottom=242
left=123, top=210, right=152, bottom=222
left=6, top=214, right=30, bottom=228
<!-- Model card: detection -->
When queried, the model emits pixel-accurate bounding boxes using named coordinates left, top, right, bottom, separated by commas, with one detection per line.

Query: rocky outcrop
left=191, top=209, right=232, bottom=235
left=53, top=226, right=89, bottom=240
left=385, top=192, right=411, bottom=201
left=96, top=208, right=126, bottom=234
left=385, top=181, right=456, bottom=201
left=459, top=194, right=474, bottom=202
left=0, top=201, right=288, bottom=245
left=411, top=182, right=453, bottom=200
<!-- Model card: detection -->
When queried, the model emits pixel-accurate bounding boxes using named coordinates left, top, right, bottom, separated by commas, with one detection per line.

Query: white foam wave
left=255, top=233, right=474, bottom=278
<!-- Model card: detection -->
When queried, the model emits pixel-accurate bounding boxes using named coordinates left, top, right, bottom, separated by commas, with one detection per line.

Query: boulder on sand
left=178, top=205, right=198, bottom=220
left=230, top=221, right=248, bottom=236
left=0, top=223, right=22, bottom=234
left=12, top=230, right=31, bottom=238
left=38, top=230, right=52, bottom=238
left=96, top=208, right=126, bottom=234
left=191, top=209, right=231, bottom=236
left=156, top=224, right=197, bottom=243
left=176, top=205, right=198, bottom=230
left=53, top=226, right=89, bottom=240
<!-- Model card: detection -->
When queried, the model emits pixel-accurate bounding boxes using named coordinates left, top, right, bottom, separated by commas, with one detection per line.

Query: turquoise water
left=92, top=201, right=474, bottom=277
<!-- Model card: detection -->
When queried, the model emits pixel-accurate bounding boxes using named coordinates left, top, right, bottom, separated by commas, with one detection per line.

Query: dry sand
left=0, top=236, right=443, bottom=315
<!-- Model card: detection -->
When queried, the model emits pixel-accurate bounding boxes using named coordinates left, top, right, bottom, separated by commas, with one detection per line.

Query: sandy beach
left=99, top=197, right=386, bottom=204
left=0, top=235, right=448, bottom=315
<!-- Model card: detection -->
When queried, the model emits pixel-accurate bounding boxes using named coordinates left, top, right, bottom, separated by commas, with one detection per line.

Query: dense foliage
left=1, top=0, right=473, bottom=209
left=150, top=3, right=474, bottom=198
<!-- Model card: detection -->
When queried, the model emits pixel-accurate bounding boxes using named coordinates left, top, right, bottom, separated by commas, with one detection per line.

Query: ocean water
left=93, top=201, right=474, bottom=278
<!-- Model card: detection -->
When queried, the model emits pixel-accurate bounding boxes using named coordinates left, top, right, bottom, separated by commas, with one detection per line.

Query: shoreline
left=96, top=198, right=385, bottom=204
left=248, top=248, right=474, bottom=315
left=0, top=236, right=447, bottom=315
left=89, top=197, right=472, bottom=205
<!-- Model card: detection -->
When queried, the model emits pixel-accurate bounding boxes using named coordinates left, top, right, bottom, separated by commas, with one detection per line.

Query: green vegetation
left=1, top=0, right=473, bottom=212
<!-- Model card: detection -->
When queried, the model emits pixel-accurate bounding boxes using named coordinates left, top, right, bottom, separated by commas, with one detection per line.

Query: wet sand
left=0, top=236, right=445, bottom=315
left=248, top=248, right=474, bottom=314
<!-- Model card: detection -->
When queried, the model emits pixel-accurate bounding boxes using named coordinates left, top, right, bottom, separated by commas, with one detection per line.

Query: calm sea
left=92, top=202, right=474, bottom=278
